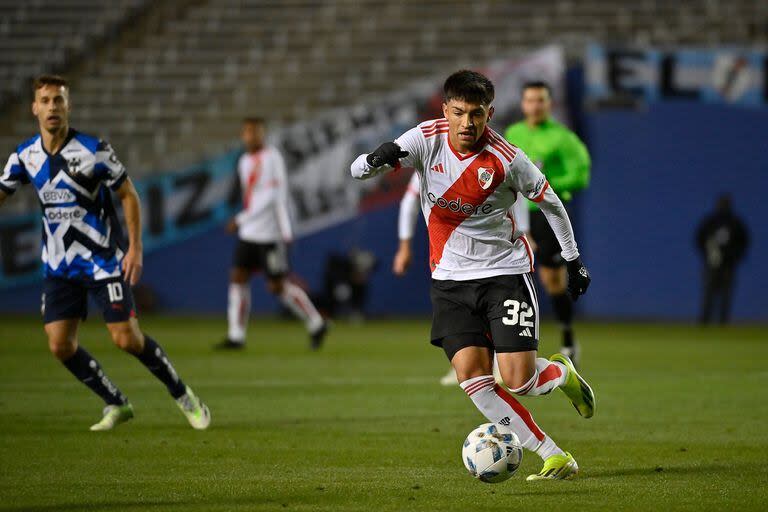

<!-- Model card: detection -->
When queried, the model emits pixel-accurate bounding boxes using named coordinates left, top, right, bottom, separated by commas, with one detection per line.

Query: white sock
left=279, top=280, right=324, bottom=333
left=509, top=358, right=567, bottom=396
left=460, top=375, right=565, bottom=461
left=227, top=283, right=250, bottom=343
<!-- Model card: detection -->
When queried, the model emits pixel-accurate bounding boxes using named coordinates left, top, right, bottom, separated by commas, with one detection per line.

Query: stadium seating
left=0, top=0, right=765, bottom=179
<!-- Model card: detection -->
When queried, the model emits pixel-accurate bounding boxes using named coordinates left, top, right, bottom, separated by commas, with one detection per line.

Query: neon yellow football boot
left=89, top=403, right=134, bottom=431
left=526, top=452, right=579, bottom=481
left=550, top=353, right=595, bottom=419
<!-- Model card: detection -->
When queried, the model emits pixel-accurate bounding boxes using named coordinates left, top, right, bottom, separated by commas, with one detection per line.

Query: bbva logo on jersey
left=477, top=167, right=494, bottom=190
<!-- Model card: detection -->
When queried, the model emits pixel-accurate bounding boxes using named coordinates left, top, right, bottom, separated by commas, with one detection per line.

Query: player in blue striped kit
left=0, top=75, right=210, bottom=431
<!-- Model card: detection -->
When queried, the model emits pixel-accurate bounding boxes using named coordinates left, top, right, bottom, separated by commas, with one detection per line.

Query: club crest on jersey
left=66, top=158, right=82, bottom=175
left=477, top=167, right=494, bottom=190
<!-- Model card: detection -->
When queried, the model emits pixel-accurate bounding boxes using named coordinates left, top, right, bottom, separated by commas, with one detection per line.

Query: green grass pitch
left=1, top=316, right=766, bottom=511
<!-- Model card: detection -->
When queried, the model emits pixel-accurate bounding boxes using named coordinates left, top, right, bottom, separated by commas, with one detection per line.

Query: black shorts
left=430, top=274, right=540, bottom=361
left=42, top=276, right=136, bottom=324
left=530, top=209, right=565, bottom=268
left=233, top=240, right=289, bottom=278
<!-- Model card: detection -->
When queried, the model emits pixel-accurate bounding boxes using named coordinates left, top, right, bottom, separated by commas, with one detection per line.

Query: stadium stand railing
left=0, top=0, right=765, bottom=185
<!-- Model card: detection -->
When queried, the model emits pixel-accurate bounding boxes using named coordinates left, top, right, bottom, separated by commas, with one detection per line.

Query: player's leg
left=430, top=277, right=575, bottom=479
left=97, top=278, right=210, bottom=429
left=451, top=343, right=576, bottom=480
left=490, top=273, right=595, bottom=418
left=42, top=279, right=132, bottom=431
left=539, top=265, right=578, bottom=361
left=718, top=267, right=734, bottom=324
left=264, top=243, right=327, bottom=349
left=218, top=238, right=259, bottom=348
left=221, top=265, right=252, bottom=348
left=106, top=318, right=210, bottom=429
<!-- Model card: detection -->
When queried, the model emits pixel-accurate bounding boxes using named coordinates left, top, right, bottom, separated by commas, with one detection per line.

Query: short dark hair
left=443, top=70, right=495, bottom=105
left=522, top=81, right=552, bottom=95
left=32, top=75, right=68, bottom=96
left=242, top=116, right=266, bottom=126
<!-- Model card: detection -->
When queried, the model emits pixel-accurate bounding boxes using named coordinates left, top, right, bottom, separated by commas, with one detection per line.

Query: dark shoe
left=310, top=323, right=328, bottom=351
left=214, top=338, right=245, bottom=350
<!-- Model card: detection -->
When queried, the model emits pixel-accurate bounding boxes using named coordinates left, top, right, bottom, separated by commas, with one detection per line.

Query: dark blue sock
left=62, top=346, right=127, bottom=406
left=134, top=335, right=186, bottom=399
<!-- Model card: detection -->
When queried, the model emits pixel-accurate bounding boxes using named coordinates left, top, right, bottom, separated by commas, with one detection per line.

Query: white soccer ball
left=461, top=423, right=523, bottom=483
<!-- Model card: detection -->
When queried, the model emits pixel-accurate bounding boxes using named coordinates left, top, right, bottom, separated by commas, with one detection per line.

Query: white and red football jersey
left=235, top=146, right=293, bottom=243
left=352, top=118, right=579, bottom=281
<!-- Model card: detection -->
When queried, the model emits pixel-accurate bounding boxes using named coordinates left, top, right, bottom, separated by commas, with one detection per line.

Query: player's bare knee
left=44, top=324, right=78, bottom=360
left=455, top=367, right=489, bottom=383
left=47, top=336, right=77, bottom=360
left=504, top=370, right=536, bottom=394
left=230, top=267, right=250, bottom=284
left=267, top=278, right=284, bottom=295
left=541, top=267, right=567, bottom=294
left=109, top=324, right=143, bottom=353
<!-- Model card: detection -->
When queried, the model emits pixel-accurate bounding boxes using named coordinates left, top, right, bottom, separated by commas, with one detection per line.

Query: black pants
left=700, top=266, right=735, bottom=324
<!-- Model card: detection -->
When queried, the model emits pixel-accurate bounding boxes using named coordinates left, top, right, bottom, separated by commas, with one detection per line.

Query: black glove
left=366, top=142, right=409, bottom=168
left=566, top=256, right=591, bottom=301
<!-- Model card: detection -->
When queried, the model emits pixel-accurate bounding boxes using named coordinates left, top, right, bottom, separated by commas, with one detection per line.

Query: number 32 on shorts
left=502, top=299, right=534, bottom=327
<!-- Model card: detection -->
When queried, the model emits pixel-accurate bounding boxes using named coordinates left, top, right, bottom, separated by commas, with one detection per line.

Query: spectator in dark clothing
left=695, top=195, right=749, bottom=324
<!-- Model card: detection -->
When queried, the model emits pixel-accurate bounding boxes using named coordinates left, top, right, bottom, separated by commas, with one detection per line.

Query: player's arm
left=393, top=173, right=421, bottom=276
left=97, top=139, right=142, bottom=285
left=116, top=178, right=143, bottom=286
left=0, top=151, right=30, bottom=205
left=547, top=130, right=591, bottom=197
left=350, top=126, right=424, bottom=180
left=272, top=151, right=293, bottom=243
left=510, top=192, right=530, bottom=234
left=512, top=151, right=591, bottom=300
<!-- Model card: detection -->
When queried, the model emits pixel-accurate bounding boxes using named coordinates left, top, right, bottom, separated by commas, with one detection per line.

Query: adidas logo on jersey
left=499, top=417, right=511, bottom=426
left=430, top=163, right=446, bottom=173
left=520, top=327, right=533, bottom=337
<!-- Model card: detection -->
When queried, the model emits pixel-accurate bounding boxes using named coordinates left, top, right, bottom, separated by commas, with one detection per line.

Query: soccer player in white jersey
left=395, top=172, right=530, bottom=387
left=352, top=70, right=595, bottom=480
left=216, top=118, right=327, bottom=350
left=0, top=75, right=210, bottom=431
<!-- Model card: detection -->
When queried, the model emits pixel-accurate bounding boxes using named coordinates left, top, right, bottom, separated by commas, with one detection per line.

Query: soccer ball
left=462, top=423, right=523, bottom=483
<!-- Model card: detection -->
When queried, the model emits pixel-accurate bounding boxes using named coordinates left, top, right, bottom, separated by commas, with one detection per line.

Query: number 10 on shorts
left=502, top=299, right=534, bottom=327
left=107, top=282, right=124, bottom=303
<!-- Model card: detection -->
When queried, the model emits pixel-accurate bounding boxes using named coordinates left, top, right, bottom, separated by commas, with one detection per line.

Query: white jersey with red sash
left=352, top=119, right=579, bottom=281
left=235, top=146, right=292, bottom=243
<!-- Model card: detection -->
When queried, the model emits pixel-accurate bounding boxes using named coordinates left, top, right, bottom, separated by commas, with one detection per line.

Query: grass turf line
left=0, top=316, right=766, bottom=511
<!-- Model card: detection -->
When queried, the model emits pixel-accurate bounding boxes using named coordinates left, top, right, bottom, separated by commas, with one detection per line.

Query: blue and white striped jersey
left=0, top=129, right=128, bottom=282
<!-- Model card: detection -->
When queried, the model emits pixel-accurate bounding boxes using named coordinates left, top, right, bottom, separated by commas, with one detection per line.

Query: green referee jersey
left=503, top=118, right=591, bottom=208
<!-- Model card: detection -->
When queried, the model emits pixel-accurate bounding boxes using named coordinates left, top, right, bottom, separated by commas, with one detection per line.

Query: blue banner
left=585, top=44, right=768, bottom=108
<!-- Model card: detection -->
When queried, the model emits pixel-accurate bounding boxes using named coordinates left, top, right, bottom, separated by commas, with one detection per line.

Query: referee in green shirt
left=504, top=81, right=591, bottom=367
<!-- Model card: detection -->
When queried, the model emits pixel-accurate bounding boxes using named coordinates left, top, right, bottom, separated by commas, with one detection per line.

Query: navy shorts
left=42, top=277, right=136, bottom=324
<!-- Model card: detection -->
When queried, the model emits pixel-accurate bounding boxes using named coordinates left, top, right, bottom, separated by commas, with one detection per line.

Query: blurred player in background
left=216, top=118, right=327, bottom=350
left=392, top=172, right=421, bottom=277
left=354, top=70, right=594, bottom=480
left=504, top=81, right=590, bottom=366
left=0, top=76, right=210, bottom=431
left=695, top=194, right=749, bottom=324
